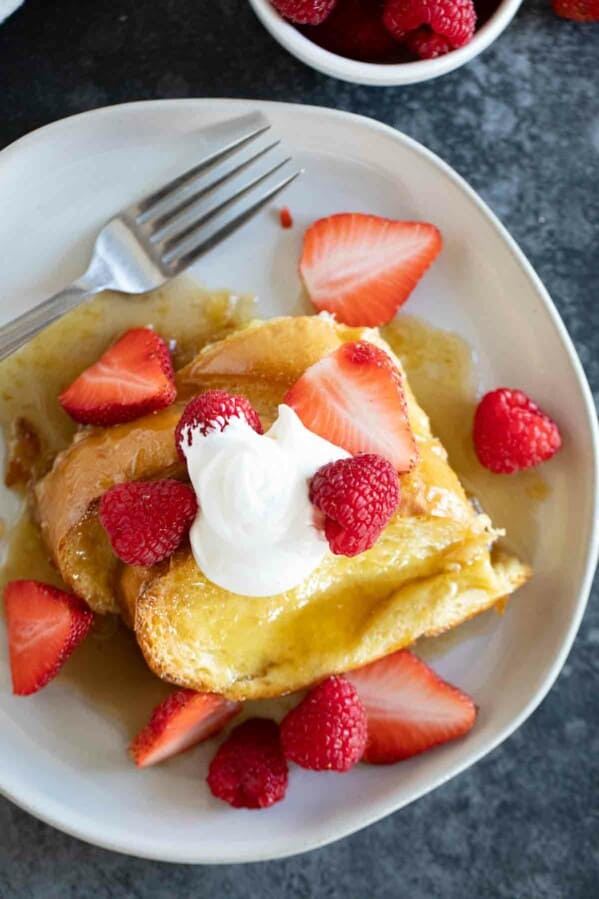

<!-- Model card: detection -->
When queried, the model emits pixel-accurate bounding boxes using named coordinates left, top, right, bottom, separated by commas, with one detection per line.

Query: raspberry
left=473, top=388, right=562, bottom=474
left=305, top=0, right=398, bottom=62
left=99, top=479, right=197, bottom=566
left=207, top=718, right=288, bottom=809
left=271, top=0, right=337, bottom=25
left=280, top=676, right=367, bottom=772
left=310, top=454, right=400, bottom=557
left=175, top=390, right=263, bottom=460
left=383, top=0, right=476, bottom=48
left=552, top=0, right=599, bottom=20
left=405, top=27, right=453, bottom=58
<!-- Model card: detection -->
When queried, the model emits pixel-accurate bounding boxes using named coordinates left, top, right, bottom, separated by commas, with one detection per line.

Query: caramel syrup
left=0, top=277, right=255, bottom=467
left=383, top=316, right=549, bottom=557
left=383, top=316, right=547, bottom=663
left=0, top=298, right=547, bottom=722
left=0, top=278, right=254, bottom=725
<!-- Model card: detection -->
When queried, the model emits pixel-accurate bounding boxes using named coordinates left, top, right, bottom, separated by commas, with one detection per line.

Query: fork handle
left=0, top=280, right=102, bottom=362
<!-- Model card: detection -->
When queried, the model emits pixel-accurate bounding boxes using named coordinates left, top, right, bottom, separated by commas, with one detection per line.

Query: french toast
left=35, top=315, right=530, bottom=699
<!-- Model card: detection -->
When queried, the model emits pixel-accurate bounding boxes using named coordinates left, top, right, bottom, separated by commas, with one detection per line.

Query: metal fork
left=0, top=112, right=301, bottom=361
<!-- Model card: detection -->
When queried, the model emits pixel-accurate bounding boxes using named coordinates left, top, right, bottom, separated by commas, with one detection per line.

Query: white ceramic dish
left=0, top=99, right=597, bottom=864
left=248, top=0, right=524, bottom=86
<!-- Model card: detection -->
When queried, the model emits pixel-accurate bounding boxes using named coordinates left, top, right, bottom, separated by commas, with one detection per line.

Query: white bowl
left=248, top=0, right=524, bottom=85
left=0, top=98, right=597, bottom=863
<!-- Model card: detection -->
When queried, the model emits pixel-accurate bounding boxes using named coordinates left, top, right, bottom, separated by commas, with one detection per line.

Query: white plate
left=0, top=99, right=597, bottom=864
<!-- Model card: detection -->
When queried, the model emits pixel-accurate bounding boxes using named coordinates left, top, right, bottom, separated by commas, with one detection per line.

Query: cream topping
left=182, top=404, right=348, bottom=596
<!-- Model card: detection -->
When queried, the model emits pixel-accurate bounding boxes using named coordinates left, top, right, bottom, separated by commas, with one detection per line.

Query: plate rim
left=0, top=98, right=597, bottom=864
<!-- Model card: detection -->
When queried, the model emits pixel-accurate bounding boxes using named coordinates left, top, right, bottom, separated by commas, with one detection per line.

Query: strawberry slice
left=59, top=328, right=176, bottom=426
left=4, top=580, right=94, bottom=696
left=347, top=650, right=477, bottom=764
left=285, top=340, right=418, bottom=472
left=130, top=689, right=242, bottom=767
left=299, top=213, right=442, bottom=327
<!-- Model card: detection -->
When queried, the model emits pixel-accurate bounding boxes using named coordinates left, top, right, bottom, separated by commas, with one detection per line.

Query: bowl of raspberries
left=248, top=0, right=524, bottom=85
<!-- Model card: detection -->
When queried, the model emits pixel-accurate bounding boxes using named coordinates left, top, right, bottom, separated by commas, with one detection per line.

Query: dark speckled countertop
left=0, top=1, right=598, bottom=896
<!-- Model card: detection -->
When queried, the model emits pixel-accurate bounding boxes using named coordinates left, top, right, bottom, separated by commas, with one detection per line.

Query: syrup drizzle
left=0, top=296, right=547, bottom=725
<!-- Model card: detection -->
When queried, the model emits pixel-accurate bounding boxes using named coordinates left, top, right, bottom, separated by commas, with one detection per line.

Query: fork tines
left=127, top=112, right=301, bottom=275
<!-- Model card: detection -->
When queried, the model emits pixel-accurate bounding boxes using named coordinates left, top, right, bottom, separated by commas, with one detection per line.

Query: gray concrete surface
left=0, top=1, right=597, bottom=896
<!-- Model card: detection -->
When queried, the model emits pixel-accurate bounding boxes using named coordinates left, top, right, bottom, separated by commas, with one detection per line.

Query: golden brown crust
left=35, top=407, right=185, bottom=556
left=131, top=546, right=530, bottom=700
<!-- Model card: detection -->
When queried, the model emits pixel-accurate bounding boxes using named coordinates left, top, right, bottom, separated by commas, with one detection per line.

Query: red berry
left=130, top=690, right=241, bottom=767
left=99, top=479, right=197, bottom=566
left=286, top=340, right=419, bottom=472
left=280, top=676, right=367, bottom=772
left=310, top=454, right=400, bottom=557
left=4, top=580, right=93, bottom=696
left=207, top=718, right=288, bottom=809
left=383, top=0, right=476, bottom=48
left=299, top=213, right=442, bottom=327
left=304, top=0, right=398, bottom=62
left=59, top=328, right=176, bottom=427
left=271, top=0, right=337, bottom=25
left=473, top=388, right=562, bottom=474
left=552, top=0, right=599, bottom=19
left=175, top=390, right=263, bottom=461
left=405, top=26, right=453, bottom=58
left=347, top=650, right=476, bottom=764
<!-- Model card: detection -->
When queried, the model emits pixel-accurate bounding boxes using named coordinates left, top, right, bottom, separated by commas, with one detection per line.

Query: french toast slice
left=34, top=317, right=353, bottom=613
left=35, top=316, right=530, bottom=697
left=131, top=536, right=527, bottom=701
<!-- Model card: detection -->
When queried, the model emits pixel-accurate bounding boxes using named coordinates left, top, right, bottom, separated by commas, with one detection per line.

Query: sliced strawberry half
left=4, top=580, right=94, bottom=696
left=285, top=340, right=418, bottom=472
left=130, top=689, right=242, bottom=767
left=59, top=328, right=176, bottom=426
left=347, top=650, right=477, bottom=764
left=299, top=213, right=442, bottom=326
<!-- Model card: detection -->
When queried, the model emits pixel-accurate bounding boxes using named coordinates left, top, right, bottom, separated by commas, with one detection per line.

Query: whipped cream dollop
left=182, top=404, right=348, bottom=597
